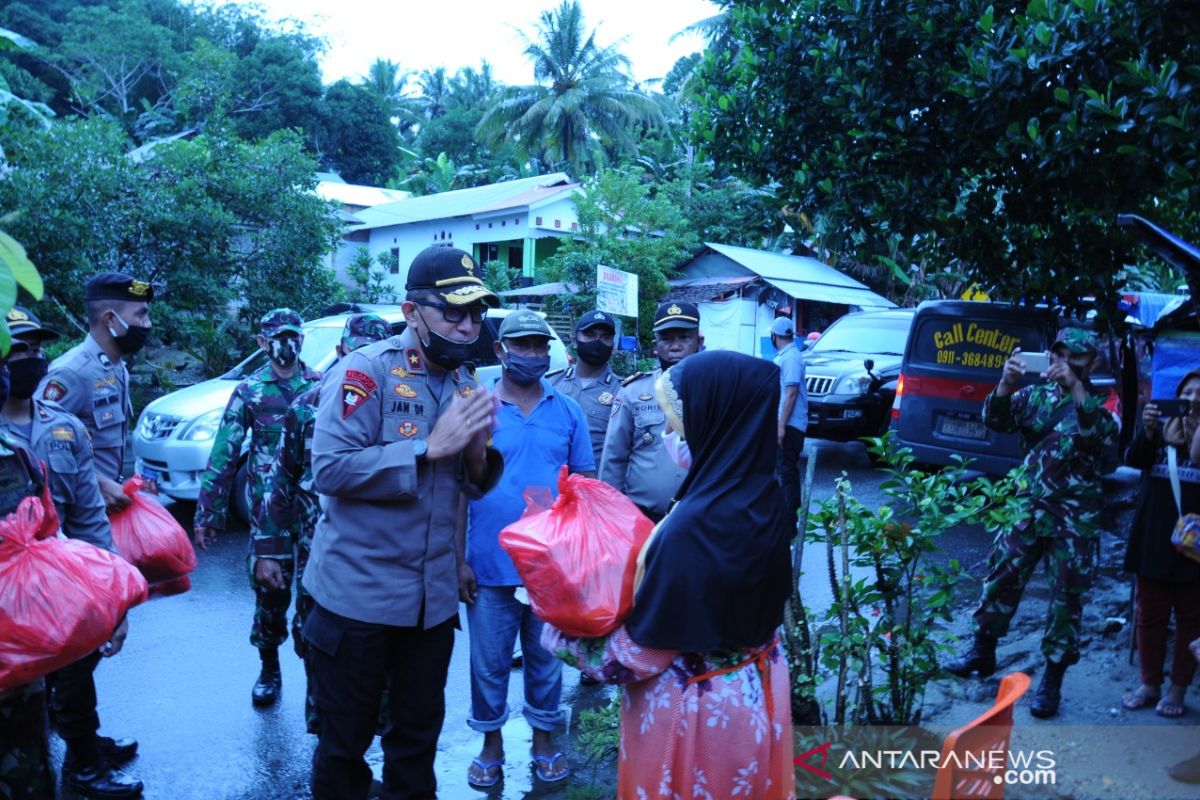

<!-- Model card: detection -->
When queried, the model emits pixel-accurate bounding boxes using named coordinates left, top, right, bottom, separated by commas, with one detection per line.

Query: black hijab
left=625, top=349, right=792, bottom=652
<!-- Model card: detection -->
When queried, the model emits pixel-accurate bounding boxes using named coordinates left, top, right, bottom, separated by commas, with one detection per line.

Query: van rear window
left=910, top=318, right=1045, bottom=372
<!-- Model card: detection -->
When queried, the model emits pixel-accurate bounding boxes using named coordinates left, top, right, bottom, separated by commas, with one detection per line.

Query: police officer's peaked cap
left=653, top=300, right=700, bottom=332
left=576, top=309, right=617, bottom=334
left=498, top=311, right=553, bottom=340
left=85, top=272, right=154, bottom=303
left=260, top=308, right=304, bottom=337
left=405, top=247, right=500, bottom=308
left=342, top=313, right=390, bottom=350
left=1051, top=327, right=1099, bottom=355
left=6, top=306, right=60, bottom=342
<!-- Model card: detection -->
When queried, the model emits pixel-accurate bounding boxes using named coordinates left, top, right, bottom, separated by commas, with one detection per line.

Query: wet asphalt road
left=49, top=438, right=989, bottom=800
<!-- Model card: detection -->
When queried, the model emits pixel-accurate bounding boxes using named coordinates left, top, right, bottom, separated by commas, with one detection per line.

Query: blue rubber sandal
left=467, top=757, right=504, bottom=788
left=531, top=751, right=570, bottom=783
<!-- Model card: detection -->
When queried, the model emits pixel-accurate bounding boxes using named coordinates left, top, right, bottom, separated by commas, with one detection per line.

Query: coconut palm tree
left=476, top=0, right=663, bottom=176
left=417, top=67, right=450, bottom=120
left=361, top=57, right=420, bottom=132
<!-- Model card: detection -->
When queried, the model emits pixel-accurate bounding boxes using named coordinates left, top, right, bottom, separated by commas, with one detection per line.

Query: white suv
left=133, top=307, right=568, bottom=519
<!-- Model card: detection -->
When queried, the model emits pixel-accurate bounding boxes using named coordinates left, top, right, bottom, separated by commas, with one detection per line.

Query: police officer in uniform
left=1, top=307, right=142, bottom=798
left=39, top=272, right=153, bottom=514
left=600, top=301, right=703, bottom=522
left=303, top=246, right=504, bottom=800
left=0, top=429, right=61, bottom=800
left=551, top=309, right=621, bottom=466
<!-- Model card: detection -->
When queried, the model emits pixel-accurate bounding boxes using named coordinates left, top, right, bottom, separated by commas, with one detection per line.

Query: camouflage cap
left=1051, top=327, right=1099, bottom=355
left=260, top=308, right=304, bottom=337
left=341, top=313, right=390, bottom=350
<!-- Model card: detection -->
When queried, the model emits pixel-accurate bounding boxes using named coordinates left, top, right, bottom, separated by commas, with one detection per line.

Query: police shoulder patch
left=341, top=369, right=377, bottom=418
left=43, top=380, right=68, bottom=402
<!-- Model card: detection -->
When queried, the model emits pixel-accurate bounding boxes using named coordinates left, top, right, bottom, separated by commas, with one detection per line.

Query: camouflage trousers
left=973, top=510, right=1097, bottom=664
left=247, top=540, right=312, bottom=651
left=0, top=682, right=54, bottom=800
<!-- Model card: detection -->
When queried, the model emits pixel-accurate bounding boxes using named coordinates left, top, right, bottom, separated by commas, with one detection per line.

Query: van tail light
left=891, top=374, right=905, bottom=420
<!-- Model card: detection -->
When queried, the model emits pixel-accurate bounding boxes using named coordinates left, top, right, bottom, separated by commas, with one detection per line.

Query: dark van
left=891, top=301, right=1059, bottom=475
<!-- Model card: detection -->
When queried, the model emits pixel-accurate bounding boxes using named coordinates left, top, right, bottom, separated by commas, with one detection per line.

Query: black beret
left=85, top=272, right=154, bottom=303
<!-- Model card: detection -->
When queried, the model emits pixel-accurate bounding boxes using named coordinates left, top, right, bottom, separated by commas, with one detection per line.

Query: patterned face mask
left=269, top=337, right=299, bottom=368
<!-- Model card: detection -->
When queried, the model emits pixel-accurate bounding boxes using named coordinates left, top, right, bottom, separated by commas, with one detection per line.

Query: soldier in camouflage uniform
left=193, top=308, right=321, bottom=707
left=259, top=313, right=389, bottom=734
left=945, top=327, right=1119, bottom=719
left=600, top=301, right=703, bottom=522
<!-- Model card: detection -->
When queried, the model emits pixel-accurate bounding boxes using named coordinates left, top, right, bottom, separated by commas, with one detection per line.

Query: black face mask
left=576, top=338, right=613, bottom=367
left=415, top=307, right=475, bottom=371
left=268, top=338, right=299, bottom=368
left=7, top=358, right=47, bottom=400
left=502, top=350, right=550, bottom=387
left=109, top=313, right=150, bottom=355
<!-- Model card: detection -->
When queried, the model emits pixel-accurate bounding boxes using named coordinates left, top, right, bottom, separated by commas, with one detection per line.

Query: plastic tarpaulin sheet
left=1151, top=330, right=1200, bottom=399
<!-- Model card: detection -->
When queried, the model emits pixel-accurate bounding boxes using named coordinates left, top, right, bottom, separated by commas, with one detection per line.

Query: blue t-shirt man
left=466, top=377, right=595, bottom=584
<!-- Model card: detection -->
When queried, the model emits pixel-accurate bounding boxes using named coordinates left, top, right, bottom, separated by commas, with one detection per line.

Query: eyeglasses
left=416, top=301, right=487, bottom=325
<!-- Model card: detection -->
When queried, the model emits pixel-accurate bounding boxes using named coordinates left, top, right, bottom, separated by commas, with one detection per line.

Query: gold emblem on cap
left=461, top=254, right=475, bottom=275
left=129, top=280, right=150, bottom=296
left=7, top=309, right=28, bottom=322
left=667, top=304, right=682, bottom=315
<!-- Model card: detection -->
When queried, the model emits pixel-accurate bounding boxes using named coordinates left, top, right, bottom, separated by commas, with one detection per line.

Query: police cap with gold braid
left=652, top=300, right=700, bottom=332
left=405, top=246, right=500, bottom=308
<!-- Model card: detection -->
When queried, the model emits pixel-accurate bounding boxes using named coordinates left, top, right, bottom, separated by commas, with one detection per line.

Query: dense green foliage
left=692, top=0, right=1200, bottom=310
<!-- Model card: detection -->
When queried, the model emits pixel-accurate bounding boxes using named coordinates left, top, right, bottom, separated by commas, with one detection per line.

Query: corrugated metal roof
left=352, top=173, right=576, bottom=230
left=317, top=181, right=410, bottom=208
left=701, top=243, right=896, bottom=308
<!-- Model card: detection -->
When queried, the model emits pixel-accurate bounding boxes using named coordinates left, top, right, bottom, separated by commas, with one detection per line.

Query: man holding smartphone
left=944, top=327, right=1119, bottom=719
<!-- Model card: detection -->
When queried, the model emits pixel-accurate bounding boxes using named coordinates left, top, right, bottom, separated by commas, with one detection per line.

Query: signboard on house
left=596, top=265, right=639, bottom=317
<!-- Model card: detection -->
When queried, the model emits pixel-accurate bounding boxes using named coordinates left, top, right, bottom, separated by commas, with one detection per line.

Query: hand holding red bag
left=499, top=467, right=654, bottom=637
left=108, top=476, right=197, bottom=597
left=0, top=494, right=148, bottom=692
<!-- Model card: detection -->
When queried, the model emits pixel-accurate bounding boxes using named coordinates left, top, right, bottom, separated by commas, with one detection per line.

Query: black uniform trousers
left=777, top=425, right=806, bottom=534
left=304, top=603, right=455, bottom=800
left=48, top=650, right=102, bottom=752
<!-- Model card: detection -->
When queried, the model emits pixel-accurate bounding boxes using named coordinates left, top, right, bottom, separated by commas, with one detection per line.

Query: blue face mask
left=502, top=348, right=550, bottom=387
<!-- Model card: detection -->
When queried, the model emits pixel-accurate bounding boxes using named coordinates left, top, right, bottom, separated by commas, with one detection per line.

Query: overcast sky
left=244, top=0, right=722, bottom=88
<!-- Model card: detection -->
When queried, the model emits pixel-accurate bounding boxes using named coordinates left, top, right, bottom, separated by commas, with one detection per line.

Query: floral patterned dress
left=542, top=625, right=796, bottom=800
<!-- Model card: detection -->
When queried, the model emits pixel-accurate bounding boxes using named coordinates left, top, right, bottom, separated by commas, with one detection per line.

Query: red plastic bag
left=108, top=477, right=197, bottom=597
left=0, top=495, right=148, bottom=692
left=499, top=467, right=654, bottom=637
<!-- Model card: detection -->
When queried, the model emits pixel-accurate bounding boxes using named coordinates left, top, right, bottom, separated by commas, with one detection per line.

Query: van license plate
left=940, top=418, right=986, bottom=440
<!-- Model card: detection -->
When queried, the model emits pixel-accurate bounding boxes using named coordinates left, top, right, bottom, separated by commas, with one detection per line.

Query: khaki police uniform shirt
left=39, top=335, right=131, bottom=483
left=550, top=364, right=619, bottom=465
left=303, top=328, right=503, bottom=628
left=0, top=399, right=112, bottom=551
left=599, top=369, right=687, bottom=517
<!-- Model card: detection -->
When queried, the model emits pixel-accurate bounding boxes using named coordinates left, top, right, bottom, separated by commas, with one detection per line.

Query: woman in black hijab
left=543, top=350, right=795, bottom=800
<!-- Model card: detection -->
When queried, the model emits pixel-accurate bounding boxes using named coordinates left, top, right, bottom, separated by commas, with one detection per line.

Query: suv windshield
left=810, top=315, right=912, bottom=355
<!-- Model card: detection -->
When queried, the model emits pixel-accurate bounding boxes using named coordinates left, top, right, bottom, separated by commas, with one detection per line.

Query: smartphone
left=1019, top=352, right=1050, bottom=375
left=1152, top=398, right=1191, bottom=418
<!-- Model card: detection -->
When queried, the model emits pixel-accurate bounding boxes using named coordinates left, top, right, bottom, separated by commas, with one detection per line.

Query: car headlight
left=180, top=408, right=223, bottom=441
left=834, top=374, right=871, bottom=396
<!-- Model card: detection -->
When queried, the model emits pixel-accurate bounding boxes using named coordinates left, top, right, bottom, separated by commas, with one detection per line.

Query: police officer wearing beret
left=600, top=301, right=703, bottom=522
left=39, top=272, right=153, bottom=514
left=5, top=307, right=143, bottom=797
left=551, top=309, right=622, bottom=467
left=303, top=246, right=504, bottom=800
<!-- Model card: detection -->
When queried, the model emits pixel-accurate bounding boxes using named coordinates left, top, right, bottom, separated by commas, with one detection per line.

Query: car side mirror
left=864, top=358, right=875, bottom=373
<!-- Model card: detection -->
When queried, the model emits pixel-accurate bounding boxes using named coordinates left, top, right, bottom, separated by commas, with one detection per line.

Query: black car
left=801, top=309, right=916, bottom=446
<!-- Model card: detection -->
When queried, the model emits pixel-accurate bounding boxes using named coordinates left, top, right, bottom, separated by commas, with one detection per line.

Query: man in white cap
left=770, top=316, right=808, bottom=532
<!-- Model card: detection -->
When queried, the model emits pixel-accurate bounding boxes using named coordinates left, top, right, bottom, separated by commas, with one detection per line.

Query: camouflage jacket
left=194, top=361, right=321, bottom=532
left=254, top=385, right=320, bottom=558
left=983, top=380, right=1119, bottom=536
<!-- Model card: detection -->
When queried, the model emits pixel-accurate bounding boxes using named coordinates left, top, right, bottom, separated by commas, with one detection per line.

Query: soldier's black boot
left=1030, top=659, right=1069, bottom=719
left=252, top=648, right=282, bottom=707
left=943, top=633, right=997, bottom=678
left=64, top=737, right=144, bottom=798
